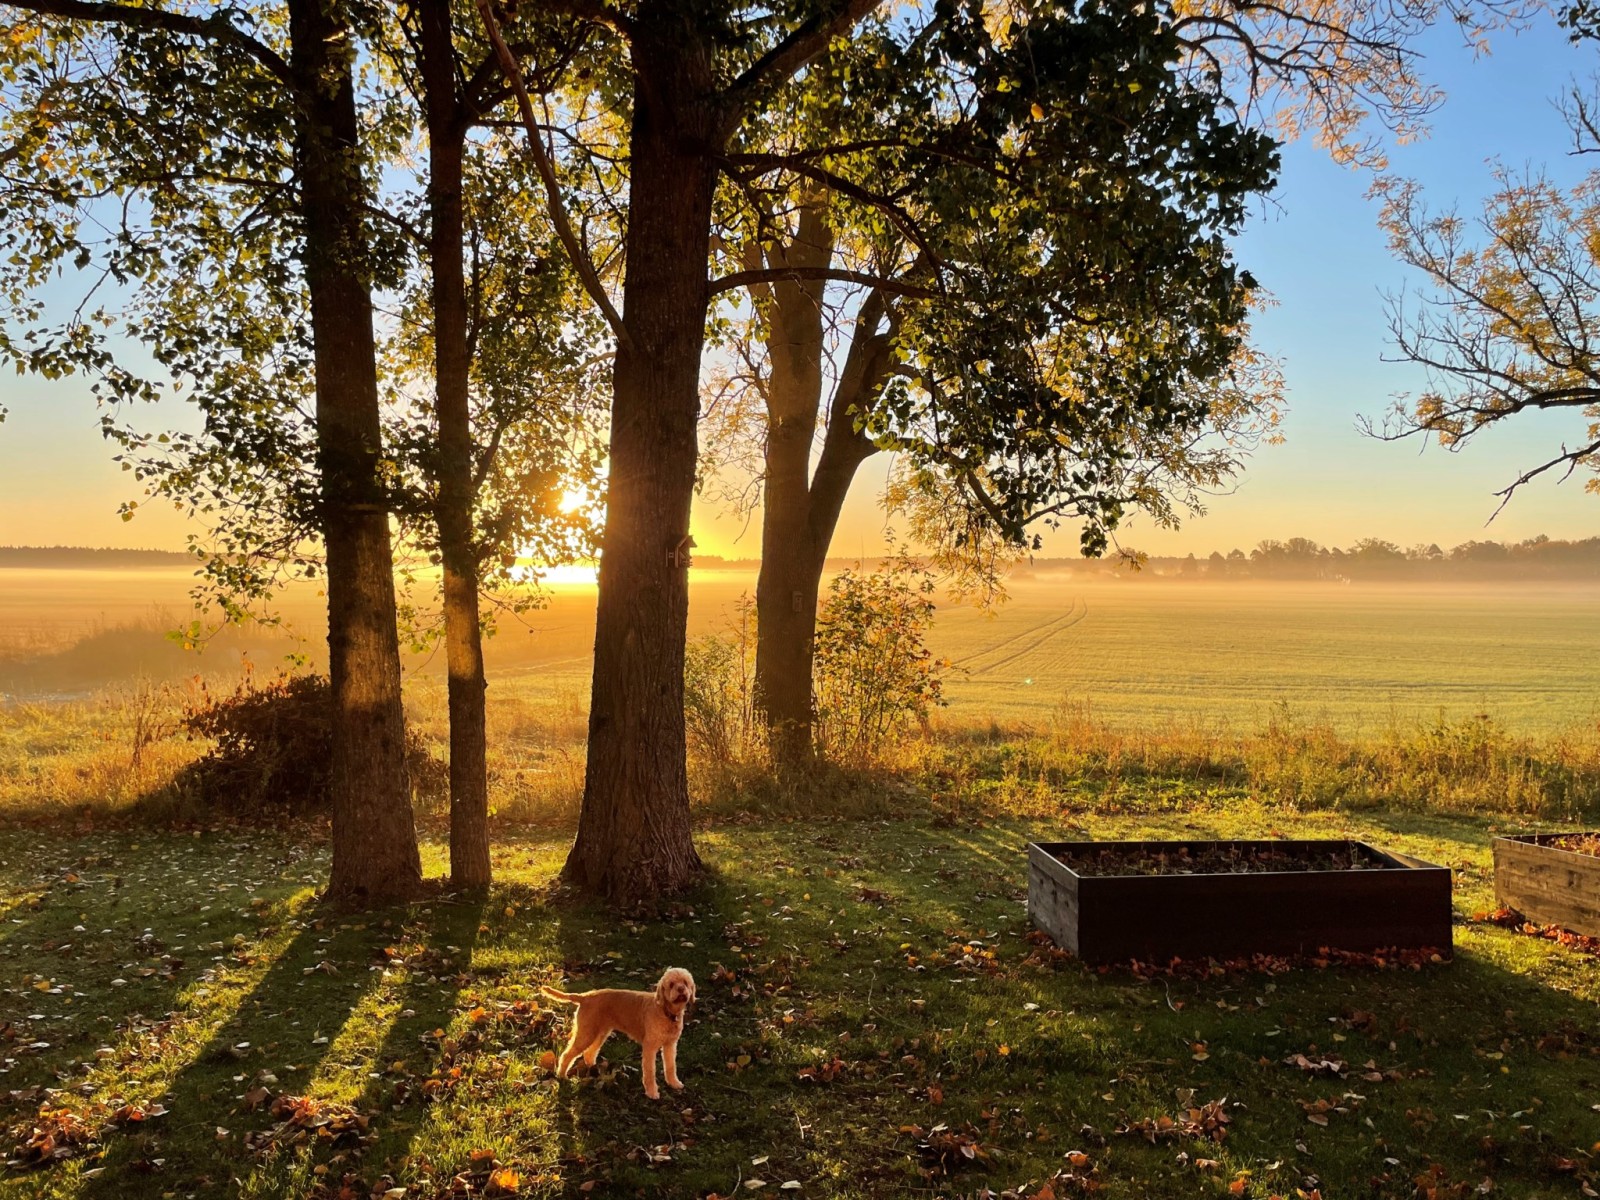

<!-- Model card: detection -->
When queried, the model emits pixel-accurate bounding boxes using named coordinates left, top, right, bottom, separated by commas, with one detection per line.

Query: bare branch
left=476, top=0, right=631, bottom=352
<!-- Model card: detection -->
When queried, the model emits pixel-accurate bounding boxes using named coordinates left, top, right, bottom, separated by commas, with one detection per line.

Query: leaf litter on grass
left=4, top=818, right=1600, bottom=1198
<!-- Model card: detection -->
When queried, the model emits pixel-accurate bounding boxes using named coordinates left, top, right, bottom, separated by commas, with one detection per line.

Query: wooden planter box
left=1027, top=839, right=1453, bottom=964
left=1493, top=834, right=1600, bottom=937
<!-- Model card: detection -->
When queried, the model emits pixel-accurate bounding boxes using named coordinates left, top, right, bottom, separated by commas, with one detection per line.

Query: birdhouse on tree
left=669, top=534, right=696, bottom=570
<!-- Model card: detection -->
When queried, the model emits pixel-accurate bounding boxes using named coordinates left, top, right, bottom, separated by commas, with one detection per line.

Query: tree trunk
left=753, top=202, right=833, bottom=770
left=418, top=0, right=491, bottom=891
left=754, top=283, right=892, bottom=770
left=563, top=27, right=719, bottom=905
left=290, top=0, right=424, bottom=905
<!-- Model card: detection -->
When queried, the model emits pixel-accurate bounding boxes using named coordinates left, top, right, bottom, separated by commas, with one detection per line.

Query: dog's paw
left=667, top=1079, right=685, bottom=1090
left=645, top=1088, right=661, bottom=1100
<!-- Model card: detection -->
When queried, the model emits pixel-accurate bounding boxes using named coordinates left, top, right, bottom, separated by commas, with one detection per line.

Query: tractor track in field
left=952, top=595, right=1089, bottom=673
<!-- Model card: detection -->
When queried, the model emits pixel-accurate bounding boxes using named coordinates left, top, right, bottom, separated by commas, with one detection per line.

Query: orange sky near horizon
left=1, top=380, right=1592, bottom=566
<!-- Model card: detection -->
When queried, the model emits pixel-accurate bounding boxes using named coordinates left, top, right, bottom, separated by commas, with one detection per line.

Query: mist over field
left=5, top=564, right=1596, bottom=734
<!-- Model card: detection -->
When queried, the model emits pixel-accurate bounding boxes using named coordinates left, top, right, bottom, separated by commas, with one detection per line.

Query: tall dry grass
left=912, top=699, right=1600, bottom=821
left=403, top=675, right=590, bottom=825
left=0, top=680, right=199, bottom=813
left=3, top=675, right=1598, bottom=827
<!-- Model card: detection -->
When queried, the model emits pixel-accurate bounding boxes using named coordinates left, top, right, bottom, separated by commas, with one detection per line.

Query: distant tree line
left=1024, top=535, right=1600, bottom=582
left=0, top=545, right=193, bottom=567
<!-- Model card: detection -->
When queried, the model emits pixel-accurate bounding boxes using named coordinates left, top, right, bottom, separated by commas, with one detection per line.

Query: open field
left=933, top=580, right=1600, bottom=734
left=3, top=570, right=1599, bottom=1196
left=1, top=808, right=1598, bottom=1199
left=3, top=568, right=1597, bottom=735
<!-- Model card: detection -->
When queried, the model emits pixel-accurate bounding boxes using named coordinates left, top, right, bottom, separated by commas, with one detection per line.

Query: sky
left=2, top=14, right=1598, bottom=562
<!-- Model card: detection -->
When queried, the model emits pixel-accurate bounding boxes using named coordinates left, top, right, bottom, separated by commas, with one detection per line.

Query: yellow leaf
left=1030, top=102, right=1045, bottom=120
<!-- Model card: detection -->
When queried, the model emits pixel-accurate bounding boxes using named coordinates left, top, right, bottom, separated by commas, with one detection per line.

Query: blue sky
left=3, top=11, right=1598, bottom=559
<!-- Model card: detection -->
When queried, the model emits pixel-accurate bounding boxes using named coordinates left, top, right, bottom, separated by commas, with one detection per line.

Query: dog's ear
left=655, top=970, right=673, bottom=1009
left=685, top=974, right=696, bottom=1006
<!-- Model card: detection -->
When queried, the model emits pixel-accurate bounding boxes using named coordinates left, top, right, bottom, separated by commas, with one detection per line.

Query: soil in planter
left=1543, top=833, right=1600, bottom=857
left=1053, top=842, right=1395, bottom=877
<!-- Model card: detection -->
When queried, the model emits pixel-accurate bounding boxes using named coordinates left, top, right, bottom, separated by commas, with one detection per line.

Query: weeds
left=3, top=678, right=1599, bottom=828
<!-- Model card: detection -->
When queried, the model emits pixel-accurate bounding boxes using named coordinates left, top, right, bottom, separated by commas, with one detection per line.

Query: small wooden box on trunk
left=1027, top=839, right=1453, bottom=965
left=1493, top=834, right=1600, bottom=937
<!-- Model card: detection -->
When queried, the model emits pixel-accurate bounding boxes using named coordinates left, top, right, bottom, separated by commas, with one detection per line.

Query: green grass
left=931, top=579, right=1600, bottom=734
left=2, top=808, right=1598, bottom=1199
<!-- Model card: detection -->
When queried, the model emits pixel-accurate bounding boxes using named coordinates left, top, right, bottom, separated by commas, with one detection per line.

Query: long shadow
left=74, top=911, right=381, bottom=1200
left=0, top=828, right=309, bottom=1147
left=325, top=891, right=487, bottom=1194
left=526, top=821, right=1600, bottom=1198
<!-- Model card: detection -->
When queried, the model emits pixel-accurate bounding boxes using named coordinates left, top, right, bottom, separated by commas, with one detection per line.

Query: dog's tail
left=540, top=985, right=583, bottom=1004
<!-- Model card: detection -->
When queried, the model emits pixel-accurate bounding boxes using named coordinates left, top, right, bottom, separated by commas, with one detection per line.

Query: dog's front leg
left=663, top=1037, right=684, bottom=1090
left=642, top=1041, right=661, bottom=1100
left=556, top=1029, right=585, bottom=1079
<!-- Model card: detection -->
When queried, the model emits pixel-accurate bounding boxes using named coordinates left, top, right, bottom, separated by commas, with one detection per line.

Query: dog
left=541, top=967, right=696, bottom=1099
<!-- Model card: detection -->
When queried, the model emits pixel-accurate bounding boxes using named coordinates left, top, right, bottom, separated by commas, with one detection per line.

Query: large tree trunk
left=754, top=282, right=892, bottom=770
left=753, top=202, right=833, bottom=769
left=418, top=0, right=491, bottom=891
left=290, top=0, right=424, bottom=905
left=564, top=25, right=719, bottom=904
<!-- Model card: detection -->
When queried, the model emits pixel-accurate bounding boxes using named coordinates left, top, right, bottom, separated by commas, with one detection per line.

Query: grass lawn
left=1, top=806, right=1598, bottom=1199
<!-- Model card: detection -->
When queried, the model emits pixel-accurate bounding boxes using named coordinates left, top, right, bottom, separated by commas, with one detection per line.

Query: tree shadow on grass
left=0, top=830, right=319, bottom=1156
left=529, top=822, right=1600, bottom=1199
left=68, top=912, right=380, bottom=1199
left=49, top=883, right=478, bottom=1200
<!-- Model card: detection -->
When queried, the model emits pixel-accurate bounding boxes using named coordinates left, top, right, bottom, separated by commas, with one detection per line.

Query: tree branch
left=476, top=0, right=631, bottom=352
left=724, top=151, right=939, bottom=266
left=708, top=266, right=936, bottom=299
left=6, top=0, right=292, bottom=85
left=528, top=0, right=634, bottom=39
left=719, top=0, right=884, bottom=117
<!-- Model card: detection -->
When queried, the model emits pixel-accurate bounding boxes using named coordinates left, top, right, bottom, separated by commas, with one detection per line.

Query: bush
left=813, top=555, right=948, bottom=762
left=179, top=673, right=445, bottom=814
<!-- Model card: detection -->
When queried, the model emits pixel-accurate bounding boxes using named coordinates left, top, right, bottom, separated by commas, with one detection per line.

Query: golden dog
left=541, top=967, right=695, bottom=1099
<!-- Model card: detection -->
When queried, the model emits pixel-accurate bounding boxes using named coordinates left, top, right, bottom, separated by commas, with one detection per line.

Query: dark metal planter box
left=1027, top=839, right=1453, bottom=964
left=1493, top=834, right=1600, bottom=937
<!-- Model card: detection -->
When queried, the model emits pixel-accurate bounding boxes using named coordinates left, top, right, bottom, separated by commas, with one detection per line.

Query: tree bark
left=418, top=0, right=492, bottom=891
left=754, top=282, right=892, bottom=770
left=563, top=19, right=719, bottom=904
left=290, top=0, right=424, bottom=905
left=752, top=202, right=833, bottom=769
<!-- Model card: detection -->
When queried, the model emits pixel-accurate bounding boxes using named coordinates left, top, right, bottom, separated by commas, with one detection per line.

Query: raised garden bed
left=1493, top=833, right=1600, bottom=937
left=1027, top=839, right=1453, bottom=964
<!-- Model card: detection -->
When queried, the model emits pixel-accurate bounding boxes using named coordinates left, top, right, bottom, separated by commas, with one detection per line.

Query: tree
left=395, top=0, right=604, bottom=889
left=482, top=0, right=916, bottom=903
left=507, top=0, right=1275, bottom=883
left=1376, top=163, right=1600, bottom=509
left=0, top=0, right=429, bottom=903
left=706, top=0, right=1527, bottom=769
left=1, top=2, right=606, bottom=896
